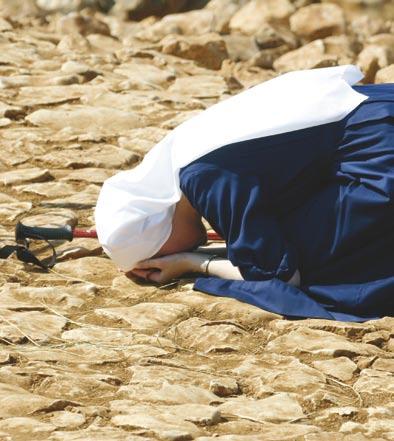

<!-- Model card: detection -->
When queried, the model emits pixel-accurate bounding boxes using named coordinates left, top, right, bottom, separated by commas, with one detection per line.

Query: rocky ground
left=0, top=0, right=393, bottom=440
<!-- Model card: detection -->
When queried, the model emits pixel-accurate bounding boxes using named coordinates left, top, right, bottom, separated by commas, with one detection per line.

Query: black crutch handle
left=15, top=222, right=74, bottom=242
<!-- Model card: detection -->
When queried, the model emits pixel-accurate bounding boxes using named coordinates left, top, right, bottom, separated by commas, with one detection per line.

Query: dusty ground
left=0, top=0, right=393, bottom=440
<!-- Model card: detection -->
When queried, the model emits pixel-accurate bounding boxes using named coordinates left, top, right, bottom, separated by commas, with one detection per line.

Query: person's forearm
left=187, top=253, right=243, bottom=280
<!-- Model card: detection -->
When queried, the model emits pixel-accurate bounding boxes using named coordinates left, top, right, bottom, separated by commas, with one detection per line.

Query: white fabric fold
left=95, top=65, right=367, bottom=271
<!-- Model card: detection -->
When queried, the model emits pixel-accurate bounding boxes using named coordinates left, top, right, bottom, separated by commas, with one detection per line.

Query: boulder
left=273, top=39, right=338, bottom=73
left=113, top=0, right=207, bottom=21
left=135, top=9, right=215, bottom=41
left=255, top=22, right=298, bottom=50
left=357, top=45, right=390, bottom=83
left=229, top=0, right=295, bottom=35
left=57, top=12, right=111, bottom=36
left=36, top=0, right=114, bottom=12
left=223, top=34, right=259, bottom=62
left=205, top=0, right=245, bottom=34
left=290, top=3, right=346, bottom=42
left=160, top=33, right=229, bottom=70
left=375, top=64, right=394, bottom=84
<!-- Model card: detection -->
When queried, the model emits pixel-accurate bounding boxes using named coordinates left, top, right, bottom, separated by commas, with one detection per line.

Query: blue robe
left=179, top=83, right=394, bottom=322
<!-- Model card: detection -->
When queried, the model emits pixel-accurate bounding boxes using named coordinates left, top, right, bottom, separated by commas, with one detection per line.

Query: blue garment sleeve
left=179, top=163, right=298, bottom=282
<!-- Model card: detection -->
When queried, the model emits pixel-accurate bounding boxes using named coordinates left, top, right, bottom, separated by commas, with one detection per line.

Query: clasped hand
left=127, top=252, right=198, bottom=283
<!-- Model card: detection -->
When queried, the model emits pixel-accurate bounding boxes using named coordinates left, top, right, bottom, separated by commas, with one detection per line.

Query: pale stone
left=50, top=411, right=86, bottom=428
left=266, top=327, right=382, bottom=357
left=117, top=382, right=223, bottom=405
left=114, top=61, right=175, bottom=88
left=49, top=428, right=149, bottom=440
left=375, top=64, right=394, bottom=84
left=61, top=167, right=115, bottom=184
left=54, top=256, right=119, bottom=285
left=112, top=401, right=220, bottom=427
left=94, top=303, right=190, bottom=333
left=219, top=393, right=304, bottom=423
left=353, top=369, right=394, bottom=394
left=169, top=75, right=227, bottom=98
left=233, top=354, right=325, bottom=396
left=35, top=374, right=116, bottom=400
left=15, top=182, right=76, bottom=197
left=0, top=309, right=67, bottom=344
left=160, top=33, right=229, bottom=70
left=357, top=45, right=390, bottom=83
left=0, top=382, right=76, bottom=418
left=44, top=184, right=100, bottom=209
left=0, top=202, right=32, bottom=221
left=16, top=85, right=106, bottom=107
left=0, top=283, right=96, bottom=313
left=312, top=357, right=358, bottom=381
left=40, top=145, right=138, bottom=169
left=372, top=358, right=394, bottom=373
left=172, top=317, right=250, bottom=353
left=136, top=9, right=216, bottom=41
left=209, top=378, right=239, bottom=397
left=229, top=0, right=295, bottom=35
left=57, top=12, right=111, bottom=36
left=273, top=39, right=338, bottom=73
left=0, top=417, right=56, bottom=435
left=290, top=3, right=346, bottom=41
left=0, top=168, right=52, bottom=186
left=21, top=209, right=78, bottom=228
left=26, top=106, right=144, bottom=134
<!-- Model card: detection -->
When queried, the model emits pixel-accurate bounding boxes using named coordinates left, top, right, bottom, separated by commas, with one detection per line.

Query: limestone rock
left=209, top=378, right=239, bottom=397
left=0, top=417, right=56, bottom=436
left=357, top=45, right=390, bottom=83
left=255, top=22, right=298, bottom=50
left=224, top=34, right=259, bottom=62
left=50, top=411, right=86, bottom=429
left=172, top=317, right=250, bottom=353
left=111, top=402, right=202, bottom=439
left=40, top=145, right=138, bottom=169
left=205, top=0, right=244, bottom=34
left=117, top=382, right=223, bottom=405
left=375, top=64, right=394, bottom=84
left=219, top=393, right=304, bottom=423
left=273, top=39, right=338, bottom=73
left=36, top=0, right=114, bottom=13
left=229, top=0, right=295, bottom=35
left=353, top=368, right=394, bottom=395
left=26, top=106, right=144, bottom=134
left=57, top=12, right=111, bottom=36
left=15, top=181, right=76, bottom=198
left=0, top=382, right=76, bottom=418
left=266, top=327, right=382, bottom=357
left=135, top=9, right=216, bottom=41
left=61, top=167, right=115, bottom=184
left=113, top=0, right=191, bottom=21
left=168, top=75, right=228, bottom=97
left=160, top=33, right=229, bottom=70
left=233, top=354, right=325, bottom=396
left=0, top=168, right=52, bottom=186
left=48, top=428, right=149, bottom=440
left=290, top=3, right=346, bottom=41
left=0, top=309, right=67, bottom=344
left=372, top=358, right=394, bottom=373
left=312, top=357, right=358, bottom=382
left=0, top=283, right=96, bottom=313
left=94, top=302, right=190, bottom=333
left=54, top=256, right=119, bottom=285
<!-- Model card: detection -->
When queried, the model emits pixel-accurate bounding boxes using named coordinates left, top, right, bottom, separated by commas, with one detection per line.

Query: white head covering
left=95, top=65, right=367, bottom=271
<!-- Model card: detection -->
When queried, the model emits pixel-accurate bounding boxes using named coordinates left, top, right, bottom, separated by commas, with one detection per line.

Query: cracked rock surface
left=0, top=0, right=393, bottom=440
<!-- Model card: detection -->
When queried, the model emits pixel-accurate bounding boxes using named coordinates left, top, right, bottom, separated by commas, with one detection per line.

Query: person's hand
left=127, top=252, right=196, bottom=284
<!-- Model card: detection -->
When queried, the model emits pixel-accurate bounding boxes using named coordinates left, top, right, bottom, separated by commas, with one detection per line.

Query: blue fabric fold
left=180, top=83, right=394, bottom=322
